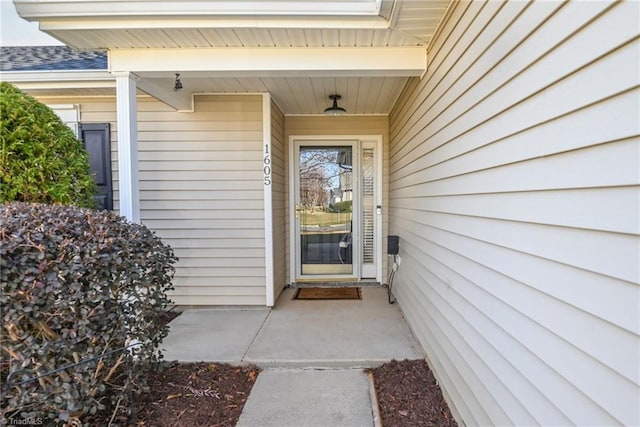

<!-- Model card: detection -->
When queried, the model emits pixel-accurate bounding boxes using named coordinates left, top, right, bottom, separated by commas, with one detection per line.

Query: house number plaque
left=263, top=143, right=272, bottom=186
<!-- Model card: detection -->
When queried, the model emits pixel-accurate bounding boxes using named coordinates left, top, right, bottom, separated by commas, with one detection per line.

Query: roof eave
left=14, top=0, right=384, bottom=20
left=1, top=70, right=115, bottom=89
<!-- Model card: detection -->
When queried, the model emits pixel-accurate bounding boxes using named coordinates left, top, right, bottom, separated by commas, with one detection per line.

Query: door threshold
left=292, top=281, right=380, bottom=288
left=295, top=277, right=358, bottom=283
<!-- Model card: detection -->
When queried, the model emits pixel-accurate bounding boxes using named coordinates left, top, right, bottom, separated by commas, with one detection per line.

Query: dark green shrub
left=0, top=82, right=95, bottom=207
left=0, top=202, right=177, bottom=425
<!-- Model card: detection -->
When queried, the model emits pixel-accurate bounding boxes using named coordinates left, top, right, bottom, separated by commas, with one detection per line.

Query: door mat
left=295, top=287, right=362, bottom=300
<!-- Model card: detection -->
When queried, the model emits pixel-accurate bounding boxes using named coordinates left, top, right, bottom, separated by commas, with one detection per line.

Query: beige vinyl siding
left=388, top=1, right=640, bottom=426
left=284, top=116, right=390, bottom=284
left=37, top=94, right=267, bottom=306
left=270, top=100, right=287, bottom=299
left=139, top=95, right=265, bottom=305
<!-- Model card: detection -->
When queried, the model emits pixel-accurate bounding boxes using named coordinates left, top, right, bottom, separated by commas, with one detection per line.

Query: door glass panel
left=299, top=146, right=353, bottom=275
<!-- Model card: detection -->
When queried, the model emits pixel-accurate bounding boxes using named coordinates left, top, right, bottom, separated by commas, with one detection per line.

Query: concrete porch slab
left=161, top=287, right=423, bottom=367
left=160, top=308, right=269, bottom=363
left=243, top=287, right=423, bottom=367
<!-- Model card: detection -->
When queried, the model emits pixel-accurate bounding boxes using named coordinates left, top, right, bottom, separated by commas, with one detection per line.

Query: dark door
left=80, top=123, right=112, bottom=210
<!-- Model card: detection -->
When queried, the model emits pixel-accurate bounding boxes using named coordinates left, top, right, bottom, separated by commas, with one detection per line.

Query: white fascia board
left=38, top=16, right=389, bottom=31
left=110, top=47, right=426, bottom=77
left=15, top=1, right=381, bottom=19
left=0, top=71, right=115, bottom=89
left=1, top=70, right=114, bottom=82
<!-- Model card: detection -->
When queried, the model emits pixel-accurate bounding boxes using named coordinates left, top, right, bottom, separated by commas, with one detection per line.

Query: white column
left=114, top=73, right=140, bottom=223
left=263, top=94, right=275, bottom=307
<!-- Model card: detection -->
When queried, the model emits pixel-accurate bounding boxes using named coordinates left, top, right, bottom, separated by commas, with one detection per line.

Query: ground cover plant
left=0, top=82, right=95, bottom=207
left=1, top=202, right=177, bottom=425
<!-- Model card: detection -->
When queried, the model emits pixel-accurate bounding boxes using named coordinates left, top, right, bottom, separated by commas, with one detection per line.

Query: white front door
left=290, top=136, right=382, bottom=282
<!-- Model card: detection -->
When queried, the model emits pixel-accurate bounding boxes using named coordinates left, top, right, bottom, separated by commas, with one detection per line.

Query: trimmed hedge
left=0, top=202, right=177, bottom=425
left=0, top=82, right=95, bottom=207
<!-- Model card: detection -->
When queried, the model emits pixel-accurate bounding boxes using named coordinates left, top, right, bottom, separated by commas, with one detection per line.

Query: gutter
left=0, top=70, right=116, bottom=90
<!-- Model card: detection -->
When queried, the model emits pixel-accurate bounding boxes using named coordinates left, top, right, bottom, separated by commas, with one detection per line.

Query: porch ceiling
left=140, top=75, right=409, bottom=115
left=13, top=0, right=452, bottom=115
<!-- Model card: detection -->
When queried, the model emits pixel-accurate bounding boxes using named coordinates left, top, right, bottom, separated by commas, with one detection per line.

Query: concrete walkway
left=236, top=369, right=375, bottom=427
left=161, top=286, right=423, bottom=427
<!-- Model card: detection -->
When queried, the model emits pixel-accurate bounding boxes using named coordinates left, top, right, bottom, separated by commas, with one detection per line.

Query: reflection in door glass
left=299, top=146, right=353, bottom=275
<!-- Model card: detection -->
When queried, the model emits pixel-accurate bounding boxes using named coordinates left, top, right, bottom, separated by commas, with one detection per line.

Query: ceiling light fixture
left=323, top=94, right=346, bottom=116
left=173, top=73, right=183, bottom=92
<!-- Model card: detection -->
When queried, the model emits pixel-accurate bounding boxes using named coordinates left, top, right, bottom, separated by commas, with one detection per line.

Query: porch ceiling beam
left=134, top=76, right=193, bottom=112
left=109, top=47, right=427, bottom=77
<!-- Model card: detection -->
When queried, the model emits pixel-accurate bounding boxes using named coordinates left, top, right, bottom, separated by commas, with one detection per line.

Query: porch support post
left=114, top=72, right=140, bottom=223
left=263, top=94, right=275, bottom=307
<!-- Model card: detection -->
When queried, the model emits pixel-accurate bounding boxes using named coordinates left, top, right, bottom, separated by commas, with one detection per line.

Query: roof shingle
left=0, top=46, right=107, bottom=72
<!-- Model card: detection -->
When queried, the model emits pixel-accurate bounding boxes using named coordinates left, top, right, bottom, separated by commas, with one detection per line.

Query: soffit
left=4, top=70, right=406, bottom=115
left=15, top=1, right=450, bottom=49
left=141, top=75, right=409, bottom=114
left=12, top=0, right=451, bottom=114
left=49, top=28, right=421, bottom=50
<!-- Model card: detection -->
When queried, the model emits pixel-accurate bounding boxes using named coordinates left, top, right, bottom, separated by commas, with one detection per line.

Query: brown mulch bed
left=97, top=310, right=261, bottom=426
left=135, top=310, right=260, bottom=426
left=369, top=359, right=458, bottom=427
left=156, top=309, right=181, bottom=327
left=134, top=361, right=260, bottom=427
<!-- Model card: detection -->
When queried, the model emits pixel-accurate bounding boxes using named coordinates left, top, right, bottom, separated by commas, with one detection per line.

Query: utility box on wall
left=387, top=235, right=399, bottom=255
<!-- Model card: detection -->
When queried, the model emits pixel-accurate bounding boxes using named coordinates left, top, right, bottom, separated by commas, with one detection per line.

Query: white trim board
left=109, top=47, right=427, bottom=78
left=263, top=94, right=275, bottom=307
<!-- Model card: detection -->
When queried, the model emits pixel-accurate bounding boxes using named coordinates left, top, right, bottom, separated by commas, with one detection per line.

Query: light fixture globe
left=324, top=94, right=346, bottom=116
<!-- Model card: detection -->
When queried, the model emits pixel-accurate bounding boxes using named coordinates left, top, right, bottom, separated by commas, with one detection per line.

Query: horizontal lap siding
left=271, top=100, right=287, bottom=299
left=139, top=95, right=265, bottom=305
left=389, top=1, right=640, bottom=426
left=38, top=94, right=267, bottom=305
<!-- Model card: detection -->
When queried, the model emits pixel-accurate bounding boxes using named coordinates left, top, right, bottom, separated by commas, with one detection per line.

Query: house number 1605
left=263, top=144, right=272, bottom=186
